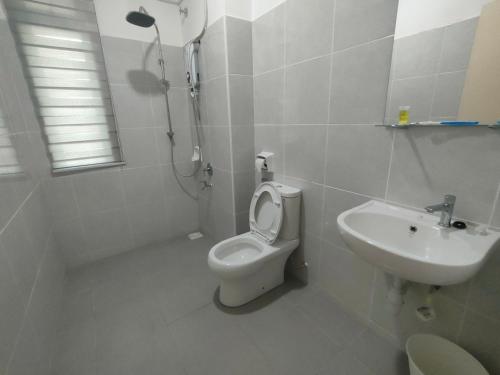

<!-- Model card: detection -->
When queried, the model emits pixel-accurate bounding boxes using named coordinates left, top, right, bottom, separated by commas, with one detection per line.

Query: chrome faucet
left=200, top=180, right=213, bottom=190
left=425, top=195, right=456, bottom=228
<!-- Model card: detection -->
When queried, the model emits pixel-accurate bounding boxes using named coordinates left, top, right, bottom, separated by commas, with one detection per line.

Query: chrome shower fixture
left=126, top=0, right=208, bottom=197
left=126, top=8, right=155, bottom=27
left=125, top=6, right=174, bottom=139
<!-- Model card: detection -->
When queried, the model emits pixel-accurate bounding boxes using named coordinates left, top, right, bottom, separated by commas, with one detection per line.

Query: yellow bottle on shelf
left=399, top=106, right=410, bottom=125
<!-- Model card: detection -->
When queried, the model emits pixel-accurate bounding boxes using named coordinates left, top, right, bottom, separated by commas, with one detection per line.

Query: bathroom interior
left=0, top=0, right=499, bottom=374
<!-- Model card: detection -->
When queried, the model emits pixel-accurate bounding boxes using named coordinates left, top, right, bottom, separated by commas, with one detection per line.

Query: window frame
left=3, top=0, right=126, bottom=174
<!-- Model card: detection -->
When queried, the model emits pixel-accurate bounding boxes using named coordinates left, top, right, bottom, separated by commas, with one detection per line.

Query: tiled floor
left=55, top=236, right=409, bottom=375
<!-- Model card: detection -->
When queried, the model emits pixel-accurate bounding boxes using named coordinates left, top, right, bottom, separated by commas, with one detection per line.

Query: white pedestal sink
left=337, top=200, right=500, bottom=285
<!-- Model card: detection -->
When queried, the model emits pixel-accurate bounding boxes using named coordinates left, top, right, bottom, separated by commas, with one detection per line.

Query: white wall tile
left=325, top=126, right=393, bottom=198
left=285, top=0, right=335, bottom=65
left=73, top=169, right=126, bottom=215
left=252, top=4, right=285, bottom=75
left=83, top=208, right=134, bottom=261
left=320, top=241, right=375, bottom=319
left=459, top=310, right=500, bottom=373
left=121, top=167, right=165, bottom=207
left=284, top=57, right=331, bottom=124
left=283, top=125, right=327, bottom=184
left=387, top=128, right=500, bottom=224
left=120, top=128, right=160, bottom=168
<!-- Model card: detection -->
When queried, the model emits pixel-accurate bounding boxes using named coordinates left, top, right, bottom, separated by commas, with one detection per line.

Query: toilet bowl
left=208, top=182, right=301, bottom=307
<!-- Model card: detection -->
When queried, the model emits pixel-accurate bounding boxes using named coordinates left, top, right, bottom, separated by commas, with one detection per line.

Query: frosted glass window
left=4, top=0, right=124, bottom=173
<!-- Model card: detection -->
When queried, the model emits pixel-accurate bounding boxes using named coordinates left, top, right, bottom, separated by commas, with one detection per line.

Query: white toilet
left=208, top=182, right=301, bottom=307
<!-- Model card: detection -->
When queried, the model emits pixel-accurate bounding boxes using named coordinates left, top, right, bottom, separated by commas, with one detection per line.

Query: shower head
left=126, top=9, right=155, bottom=28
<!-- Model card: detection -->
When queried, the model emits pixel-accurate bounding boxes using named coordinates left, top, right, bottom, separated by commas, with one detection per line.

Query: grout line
left=320, top=0, right=336, bottom=239
left=364, top=318, right=402, bottom=349
left=253, top=35, right=396, bottom=79
left=68, top=167, right=86, bottom=243
left=163, top=301, right=213, bottom=328
left=5, top=213, right=54, bottom=373
left=199, top=72, right=233, bottom=84
left=487, top=180, right=500, bottom=227
left=319, top=0, right=335, bottom=243
left=383, top=130, right=396, bottom=201
left=326, top=0, right=336, bottom=124
left=222, top=16, right=237, bottom=234
left=319, top=126, right=329, bottom=238
left=254, top=123, right=388, bottom=127
left=267, top=52, right=334, bottom=77
left=428, top=72, right=440, bottom=119
left=281, top=0, right=288, bottom=174
left=253, top=65, right=284, bottom=79
left=219, top=13, right=251, bottom=25
left=333, top=34, right=395, bottom=55
left=367, top=269, right=379, bottom=319
left=226, top=73, right=254, bottom=78
left=213, top=117, right=499, bottom=229
left=264, top=163, right=498, bottom=229
left=456, top=306, right=500, bottom=344
left=292, top=299, right=345, bottom=350
left=463, top=301, right=500, bottom=324
left=392, top=68, right=468, bottom=84
left=323, top=184, right=381, bottom=201
left=383, top=35, right=397, bottom=124
left=455, top=301, right=469, bottom=342
left=0, top=181, right=40, bottom=236
left=252, top=1, right=285, bottom=24
left=428, top=32, right=445, bottom=120
left=121, top=164, right=141, bottom=249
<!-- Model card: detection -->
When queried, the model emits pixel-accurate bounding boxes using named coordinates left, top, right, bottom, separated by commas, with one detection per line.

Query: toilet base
left=218, top=256, right=286, bottom=307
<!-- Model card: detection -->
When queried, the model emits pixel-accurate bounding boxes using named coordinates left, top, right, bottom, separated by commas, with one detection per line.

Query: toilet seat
left=249, top=182, right=283, bottom=244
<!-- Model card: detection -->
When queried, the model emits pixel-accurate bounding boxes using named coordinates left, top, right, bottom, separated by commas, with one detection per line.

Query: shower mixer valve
left=200, top=180, right=213, bottom=190
left=200, top=163, right=213, bottom=190
left=203, top=162, right=213, bottom=176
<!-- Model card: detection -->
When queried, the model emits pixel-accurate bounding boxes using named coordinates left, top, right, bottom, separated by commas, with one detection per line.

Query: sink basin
left=337, top=200, right=500, bottom=285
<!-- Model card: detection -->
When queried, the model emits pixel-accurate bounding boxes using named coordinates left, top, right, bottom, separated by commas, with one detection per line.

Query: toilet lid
left=249, top=182, right=283, bottom=244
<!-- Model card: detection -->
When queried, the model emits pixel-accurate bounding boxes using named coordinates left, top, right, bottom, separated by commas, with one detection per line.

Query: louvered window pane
left=4, top=0, right=124, bottom=173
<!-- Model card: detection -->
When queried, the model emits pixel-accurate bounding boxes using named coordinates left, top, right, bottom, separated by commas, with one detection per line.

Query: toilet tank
left=272, top=183, right=301, bottom=241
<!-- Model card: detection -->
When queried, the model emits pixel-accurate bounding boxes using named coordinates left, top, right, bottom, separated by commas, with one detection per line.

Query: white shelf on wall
left=376, top=124, right=500, bottom=129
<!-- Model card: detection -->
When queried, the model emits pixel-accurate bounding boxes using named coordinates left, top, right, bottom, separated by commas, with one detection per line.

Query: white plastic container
left=406, top=334, right=488, bottom=375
